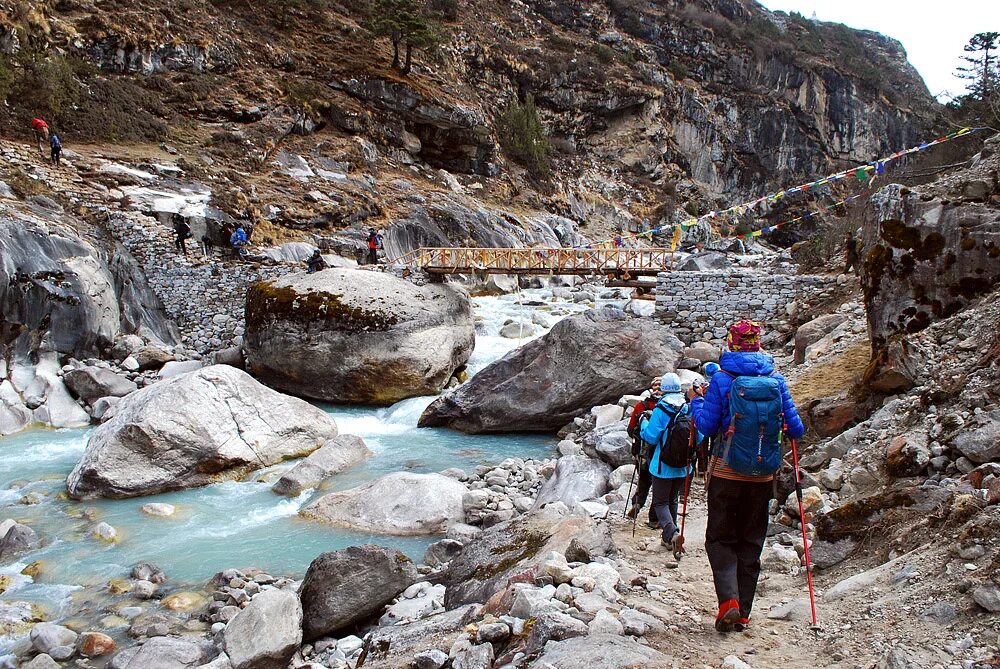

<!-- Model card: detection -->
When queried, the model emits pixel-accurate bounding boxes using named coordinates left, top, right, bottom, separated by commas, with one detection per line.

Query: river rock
left=0, top=379, right=33, bottom=435
left=224, top=589, right=302, bottom=669
left=952, top=411, right=1000, bottom=464
left=528, top=634, right=667, bottom=668
left=301, top=472, right=465, bottom=535
left=66, top=365, right=337, bottom=499
left=299, top=545, right=417, bottom=640
left=135, top=346, right=175, bottom=371
left=111, top=635, right=210, bottom=668
left=272, top=435, right=371, bottom=496
left=532, top=456, right=611, bottom=510
left=30, top=622, right=78, bottom=655
left=244, top=269, right=474, bottom=405
left=23, top=655, right=60, bottom=669
left=78, top=631, right=117, bottom=657
left=420, top=306, right=683, bottom=433
left=63, top=366, right=137, bottom=403
left=0, top=521, right=39, bottom=560
left=525, top=611, right=589, bottom=654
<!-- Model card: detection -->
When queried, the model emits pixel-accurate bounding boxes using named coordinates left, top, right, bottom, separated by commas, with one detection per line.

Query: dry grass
left=791, top=340, right=871, bottom=406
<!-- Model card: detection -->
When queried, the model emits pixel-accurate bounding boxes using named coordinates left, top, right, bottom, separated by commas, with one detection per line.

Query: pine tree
left=956, top=32, right=1000, bottom=100
left=364, top=0, right=442, bottom=75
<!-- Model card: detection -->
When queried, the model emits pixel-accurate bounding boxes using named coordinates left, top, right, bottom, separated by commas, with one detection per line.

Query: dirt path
left=608, top=480, right=838, bottom=669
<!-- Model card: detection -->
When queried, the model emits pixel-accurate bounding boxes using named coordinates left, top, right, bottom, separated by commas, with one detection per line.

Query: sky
left=758, top=1, right=1000, bottom=100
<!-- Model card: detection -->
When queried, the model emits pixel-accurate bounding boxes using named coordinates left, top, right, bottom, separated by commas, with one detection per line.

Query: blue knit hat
left=703, top=362, right=720, bottom=378
left=659, top=373, right=682, bottom=395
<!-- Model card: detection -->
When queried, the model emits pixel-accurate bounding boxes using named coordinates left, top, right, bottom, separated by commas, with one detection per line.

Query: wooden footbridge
left=391, top=247, right=676, bottom=279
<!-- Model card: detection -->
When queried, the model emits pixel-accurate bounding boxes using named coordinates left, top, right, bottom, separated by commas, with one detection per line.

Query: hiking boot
left=715, top=599, right=741, bottom=633
left=645, top=518, right=659, bottom=529
left=626, top=505, right=639, bottom=520
left=734, top=616, right=750, bottom=631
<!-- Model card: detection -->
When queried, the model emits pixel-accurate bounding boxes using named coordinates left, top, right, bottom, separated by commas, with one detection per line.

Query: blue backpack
left=50, top=134, right=61, bottom=149
left=721, top=373, right=784, bottom=476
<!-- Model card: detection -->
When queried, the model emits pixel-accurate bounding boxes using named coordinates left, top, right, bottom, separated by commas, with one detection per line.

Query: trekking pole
left=674, top=428, right=696, bottom=560
left=623, top=462, right=637, bottom=521
left=789, top=437, right=820, bottom=631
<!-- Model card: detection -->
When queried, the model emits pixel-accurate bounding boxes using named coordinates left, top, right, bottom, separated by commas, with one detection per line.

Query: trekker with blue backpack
left=687, top=320, right=804, bottom=633
left=640, top=373, right=697, bottom=561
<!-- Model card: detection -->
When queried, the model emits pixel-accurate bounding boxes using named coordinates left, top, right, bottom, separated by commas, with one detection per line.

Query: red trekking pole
left=789, top=437, right=819, bottom=629
left=674, top=428, right=696, bottom=561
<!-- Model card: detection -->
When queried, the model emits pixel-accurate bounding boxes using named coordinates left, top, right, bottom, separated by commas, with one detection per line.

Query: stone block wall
left=655, top=271, right=839, bottom=343
left=105, top=213, right=292, bottom=352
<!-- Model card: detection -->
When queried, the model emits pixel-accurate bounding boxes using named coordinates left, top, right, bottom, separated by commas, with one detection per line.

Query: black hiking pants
left=630, top=463, right=658, bottom=525
left=705, top=476, right=772, bottom=618
left=175, top=237, right=187, bottom=255
left=650, top=475, right=686, bottom=542
left=844, top=252, right=859, bottom=276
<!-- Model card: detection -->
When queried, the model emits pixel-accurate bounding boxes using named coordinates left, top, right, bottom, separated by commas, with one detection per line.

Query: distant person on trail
left=231, top=224, right=249, bottom=258
left=625, top=377, right=662, bottom=528
left=31, top=118, right=49, bottom=154
left=687, top=320, right=804, bottom=633
left=306, top=249, right=327, bottom=273
left=640, top=373, right=697, bottom=561
left=172, top=214, right=192, bottom=256
left=201, top=234, right=214, bottom=258
left=49, top=133, right=63, bottom=166
left=366, top=228, right=383, bottom=265
left=843, top=230, right=860, bottom=276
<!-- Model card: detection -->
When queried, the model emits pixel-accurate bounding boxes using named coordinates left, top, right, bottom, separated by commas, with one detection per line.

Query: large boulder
left=794, top=314, right=847, bottom=364
left=419, top=306, right=683, bottom=433
left=109, top=636, right=211, bottom=669
left=862, top=179, right=1000, bottom=381
left=63, top=366, right=137, bottom=403
left=301, top=472, right=465, bottom=535
left=272, top=435, right=371, bottom=496
left=953, top=411, right=1000, bottom=464
left=244, top=269, right=474, bottom=405
left=298, top=545, right=418, bottom=641
left=531, top=456, right=611, bottom=510
left=443, top=513, right=615, bottom=608
left=529, top=634, right=667, bottom=668
left=66, top=365, right=337, bottom=499
left=224, top=589, right=302, bottom=669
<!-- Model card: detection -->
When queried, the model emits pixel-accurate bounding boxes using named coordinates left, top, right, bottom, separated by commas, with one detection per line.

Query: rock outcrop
left=244, top=269, right=474, bottom=405
left=419, top=306, right=683, bottom=433
left=66, top=365, right=338, bottom=499
left=301, top=472, right=466, bottom=535
left=862, top=140, right=1000, bottom=389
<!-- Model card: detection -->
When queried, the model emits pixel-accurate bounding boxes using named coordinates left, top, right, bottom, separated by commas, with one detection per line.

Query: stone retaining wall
left=655, top=270, right=839, bottom=343
left=104, top=213, right=292, bottom=353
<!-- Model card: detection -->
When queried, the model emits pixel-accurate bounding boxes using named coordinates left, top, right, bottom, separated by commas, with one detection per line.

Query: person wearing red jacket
left=31, top=118, right=50, bottom=155
left=625, top=377, right=661, bottom=528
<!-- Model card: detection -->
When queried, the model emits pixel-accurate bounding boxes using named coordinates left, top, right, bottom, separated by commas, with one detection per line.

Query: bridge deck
left=392, top=247, right=677, bottom=277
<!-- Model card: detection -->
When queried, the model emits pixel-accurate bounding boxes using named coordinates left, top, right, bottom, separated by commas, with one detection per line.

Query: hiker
left=201, top=234, right=214, bottom=258
left=366, top=228, right=383, bottom=265
left=172, top=214, right=192, bottom=256
left=306, top=249, right=327, bottom=274
left=687, top=320, right=804, bottom=633
left=231, top=224, right=249, bottom=259
left=640, top=373, right=697, bottom=559
left=843, top=230, right=859, bottom=276
left=49, top=133, right=62, bottom=166
left=31, top=118, right=49, bottom=154
left=625, top=377, right=662, bottom=528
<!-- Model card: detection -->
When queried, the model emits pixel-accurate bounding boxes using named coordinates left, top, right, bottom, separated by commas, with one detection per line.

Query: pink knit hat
left=727, top=320, right=762, bottom=352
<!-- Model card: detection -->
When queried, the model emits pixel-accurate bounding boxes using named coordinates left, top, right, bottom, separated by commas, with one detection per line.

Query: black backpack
left=654, top=402, right=694, bottom=469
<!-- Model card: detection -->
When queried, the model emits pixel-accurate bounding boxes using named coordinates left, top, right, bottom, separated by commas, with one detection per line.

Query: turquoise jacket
left=639, top=397, right=697, bottom=480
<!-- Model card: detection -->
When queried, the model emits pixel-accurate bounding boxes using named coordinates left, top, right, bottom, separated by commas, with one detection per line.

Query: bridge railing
left=390, top=247, right=677, bottom=274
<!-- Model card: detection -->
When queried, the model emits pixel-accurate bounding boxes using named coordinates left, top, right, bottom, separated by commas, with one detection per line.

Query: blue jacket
left=640, top=397, right=693, bottom=480
left=690, top=351, right=805, bottom=443
left=231, top=228, right=247, bottom=246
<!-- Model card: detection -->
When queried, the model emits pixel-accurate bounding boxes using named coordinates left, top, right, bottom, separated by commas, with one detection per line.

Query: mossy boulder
left=244, top=269, right=474, bottom=405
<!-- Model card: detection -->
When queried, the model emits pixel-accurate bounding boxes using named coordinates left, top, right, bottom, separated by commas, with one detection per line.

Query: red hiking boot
left=735, top=616, right=750, bottom=631
left=715, top=599, right=741, bottom=632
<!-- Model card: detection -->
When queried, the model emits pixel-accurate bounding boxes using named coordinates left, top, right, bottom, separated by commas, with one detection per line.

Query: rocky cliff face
left=0, top=0, right=938, bottom=248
